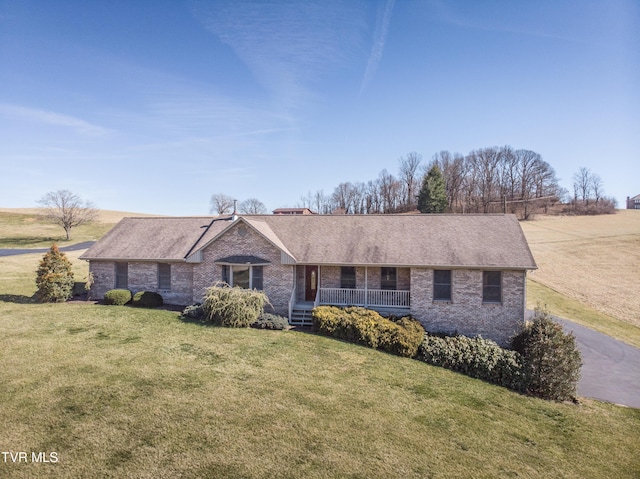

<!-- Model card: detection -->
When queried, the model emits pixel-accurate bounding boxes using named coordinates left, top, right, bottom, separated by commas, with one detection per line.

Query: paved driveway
left=526, top=310, right=640, bottom=408
left=0, top=241, right=95, bottom=257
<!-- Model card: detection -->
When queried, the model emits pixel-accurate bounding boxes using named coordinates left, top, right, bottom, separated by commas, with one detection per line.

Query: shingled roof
left=80, top=217, right=225, bottom=261
left=81, top=214, right=537, bottom=270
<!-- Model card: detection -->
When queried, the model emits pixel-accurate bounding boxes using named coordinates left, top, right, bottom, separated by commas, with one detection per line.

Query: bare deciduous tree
left=37, top=190, right=98, bottom=240
left=209, top=193, right=235, bottom=215
left=573, top=167, right=592, bottom=206
left=238, top=198, right=267, bottom=214
left=398, top=152, right=422, bottom=211
left=590, top=173, right=604, bottom=206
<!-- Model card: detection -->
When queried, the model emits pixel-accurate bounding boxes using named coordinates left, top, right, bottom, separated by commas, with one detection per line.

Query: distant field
left=521, top=210, right=640, bottom=328
left=0, top=208, right=158, bottom=248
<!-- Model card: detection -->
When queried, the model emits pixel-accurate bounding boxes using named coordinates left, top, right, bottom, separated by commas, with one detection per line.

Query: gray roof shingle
left=81, top=214, right=537, bottom=270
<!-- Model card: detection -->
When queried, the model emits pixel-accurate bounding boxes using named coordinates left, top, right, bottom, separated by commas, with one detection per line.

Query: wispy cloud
left=0, top=104, right=112, bottom=136
left=429, top=0, right=607, bottom=48
left=360, top=0, right=395, bottom=96
left=191, top=0, right=367, bottom=112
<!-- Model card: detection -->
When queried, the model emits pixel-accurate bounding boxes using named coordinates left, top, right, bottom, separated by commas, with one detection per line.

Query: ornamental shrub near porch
left=35, top=244, right=75, bottom=303
left=202, top=283, right=270, bottom=327
left=312, top=306, right=424, bottom=358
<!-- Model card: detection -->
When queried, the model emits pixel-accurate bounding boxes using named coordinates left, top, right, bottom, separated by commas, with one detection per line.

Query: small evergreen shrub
left=251, top=313, right=290, bottom=330
left=512, top=305, right=582, bottom=401
left=35, top=244, right=75, bottom=303
left=132, top=291, right=164, bottom=308
left=418, top=334, right=526, bottom=391
left=380, top=316, right=426, bottom=358
left=201, top=283, right=270, bottom=327
left=312, top=306, right=424, bottom=358
left=181, top=303, right=205, bottom=320
left=103, top=289, right=132, bottom=306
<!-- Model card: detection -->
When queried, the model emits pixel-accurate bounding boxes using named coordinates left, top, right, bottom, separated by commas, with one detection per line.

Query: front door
left=305, top=265, right=318, bottom=302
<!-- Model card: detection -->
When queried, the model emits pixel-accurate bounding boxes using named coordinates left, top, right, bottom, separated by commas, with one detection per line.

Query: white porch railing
left=318, top=288, right=410, bottom=308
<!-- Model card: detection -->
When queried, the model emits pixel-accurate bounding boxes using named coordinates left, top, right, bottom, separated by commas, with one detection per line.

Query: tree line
left=295, top=146, right=619, bottom=218
left=297, top=146, right=571, bottom=219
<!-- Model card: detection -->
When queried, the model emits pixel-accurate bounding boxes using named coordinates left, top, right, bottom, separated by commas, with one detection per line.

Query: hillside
left=0, top=208, right=158, bottom=248
left=520, top=210, right=640, bottom=327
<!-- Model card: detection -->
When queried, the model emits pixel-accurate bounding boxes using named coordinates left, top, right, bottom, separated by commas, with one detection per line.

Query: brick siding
left=192, top=221, right=294, bottom=315
left=410, top=268, right=526, bottom=346
left=89, top=261, right=193, bottom=305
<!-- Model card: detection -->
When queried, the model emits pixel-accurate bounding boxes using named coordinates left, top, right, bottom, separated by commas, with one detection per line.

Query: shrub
left=103, top=289, right=132, bottom=306
left=380, top=316, right=426, bottom=358
left=201, top=283, right=270, bottom=327
left=181, top=303, right=205, bottom=320
left=35, top=244, right=75, bottom=303
left=132, top=291, right=164, bottom=308
left=512, top=305, right=582, bottom=401
left=312, top=306, right=424, bottom=358
left=418, top=334, right=526, bottom=391
left=251, top=313, right=290, bottom=330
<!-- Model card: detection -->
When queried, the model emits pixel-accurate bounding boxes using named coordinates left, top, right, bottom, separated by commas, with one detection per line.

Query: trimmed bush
left=380, top=316, right=427, bottom=358
left=132, top=291, right=164, bottom=308
left=312, top=306, right=424, bottom=358
left=35, top=244, right=74, bottom=303
left=251, top=313, right=290, bottom=330
left=181, top=303, right=205, bottom=320
left=201, top=283, right=270, bottom=328
left=512, top=305, right=582, bottom=401
left=418, top=334, right=526, bottom=391
left=103, top=289, right=132, bottom=306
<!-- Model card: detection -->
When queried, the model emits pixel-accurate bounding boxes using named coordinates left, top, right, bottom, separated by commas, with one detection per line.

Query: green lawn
left=1, top=253, right=639, bottom=478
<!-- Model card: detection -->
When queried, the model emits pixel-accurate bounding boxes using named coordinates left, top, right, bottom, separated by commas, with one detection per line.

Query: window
left=221, top=265, right=263, bottom=290
left=381, top=267, right=397, bottom=290
left=115, top=262, right=128, bottom=289
left=483, top=271, right=502, bottom=303
left=340, top=267, right=356, bottom=289
left=252, top=266, right=263, bottom=290
left=158, top=263, right=171, bottom=290
left=433, top=270, right=452, bottom=301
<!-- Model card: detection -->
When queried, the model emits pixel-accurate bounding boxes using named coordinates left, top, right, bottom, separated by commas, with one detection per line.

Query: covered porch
left=289, top=265, right=411, bottom=325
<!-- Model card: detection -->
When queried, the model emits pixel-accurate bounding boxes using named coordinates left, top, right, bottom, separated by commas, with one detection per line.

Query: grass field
left=0, top=208, right=158, bottom=248
left=520, top=210, right=640, bottom=329
left=1, top=252, right=639, bottom=478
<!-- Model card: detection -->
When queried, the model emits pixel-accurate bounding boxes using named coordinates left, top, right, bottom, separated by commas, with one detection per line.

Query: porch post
left=364, top=266, right=368, bottom=307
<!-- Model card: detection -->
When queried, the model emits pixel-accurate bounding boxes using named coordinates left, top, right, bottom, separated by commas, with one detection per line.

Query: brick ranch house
left=80, top=214, right=537, bottom=345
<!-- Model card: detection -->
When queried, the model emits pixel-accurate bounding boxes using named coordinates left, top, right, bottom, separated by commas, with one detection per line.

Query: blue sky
left=0, top=0, right=638, bottom=215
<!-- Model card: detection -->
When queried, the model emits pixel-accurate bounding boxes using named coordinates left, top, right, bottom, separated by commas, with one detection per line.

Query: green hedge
left=132, top=291, right=164, bottom=308
left=418, top=334, right=526, bottom=391
left=312, top=306, right=424, bottom=358
left=103, top=289, right=132, bottom=306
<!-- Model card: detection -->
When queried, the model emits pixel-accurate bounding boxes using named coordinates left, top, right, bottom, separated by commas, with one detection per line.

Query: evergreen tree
left=35, top=244, right=75, bottom=302
left=417, top=165, right=448, bottom=213
left=512, top=304, right=582, bottom=401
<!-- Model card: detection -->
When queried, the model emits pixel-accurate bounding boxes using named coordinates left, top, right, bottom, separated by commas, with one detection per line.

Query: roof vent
left=231, top=199, right=238, bottom=221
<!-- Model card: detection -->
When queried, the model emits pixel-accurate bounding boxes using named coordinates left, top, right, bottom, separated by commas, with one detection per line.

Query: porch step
left=290, top=306, right=314, bottom=327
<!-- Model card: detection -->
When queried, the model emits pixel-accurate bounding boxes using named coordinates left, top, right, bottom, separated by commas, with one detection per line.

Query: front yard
left=0, top=252, right=639, bottom=478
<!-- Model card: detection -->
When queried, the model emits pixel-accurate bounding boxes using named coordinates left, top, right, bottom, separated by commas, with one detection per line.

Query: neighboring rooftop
left=272, top=208, right=316, bottom=215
